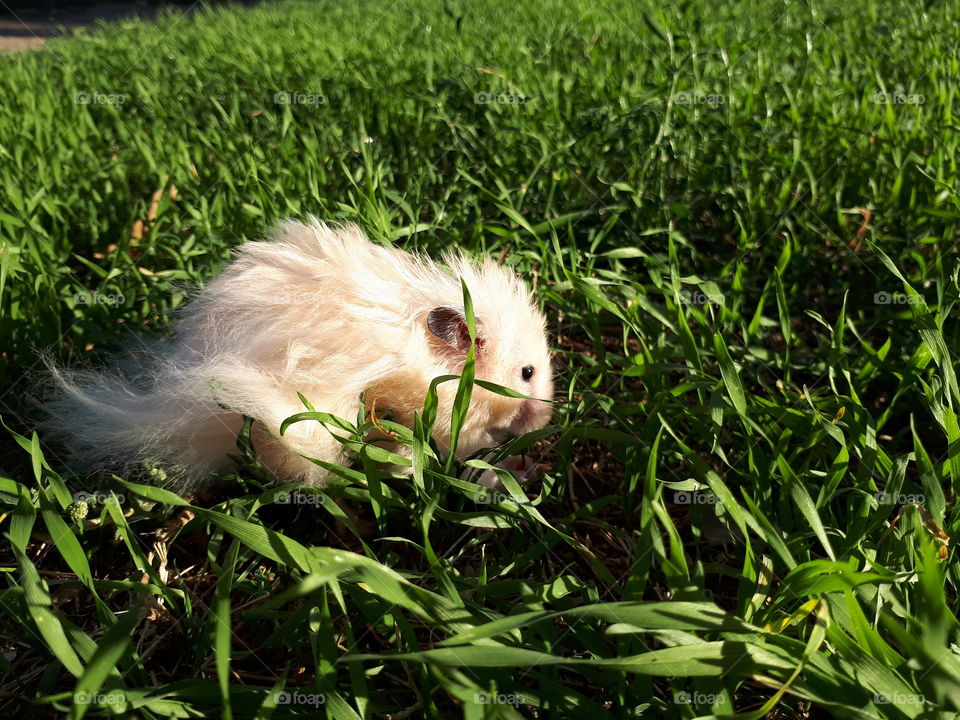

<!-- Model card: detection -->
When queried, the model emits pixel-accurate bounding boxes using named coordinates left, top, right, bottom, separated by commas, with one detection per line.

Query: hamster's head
left=425, top=264, right=553, bottom=459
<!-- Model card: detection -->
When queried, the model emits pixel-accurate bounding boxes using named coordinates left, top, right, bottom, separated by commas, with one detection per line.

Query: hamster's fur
left=44, top=219, right=554, bottom=492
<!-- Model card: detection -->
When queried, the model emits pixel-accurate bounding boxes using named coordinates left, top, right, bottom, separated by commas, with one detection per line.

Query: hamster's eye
left=521, top=365, right=534, bottom=381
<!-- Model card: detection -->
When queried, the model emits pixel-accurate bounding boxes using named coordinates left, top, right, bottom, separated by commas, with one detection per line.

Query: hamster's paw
left=474, top=454, right=539, bottom=490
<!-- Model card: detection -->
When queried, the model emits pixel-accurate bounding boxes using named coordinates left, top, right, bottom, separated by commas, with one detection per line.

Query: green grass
left=2, top=0, right=960, bottom=716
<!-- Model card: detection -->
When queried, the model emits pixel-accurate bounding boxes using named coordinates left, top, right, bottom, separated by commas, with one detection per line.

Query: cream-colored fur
left=45, top=219, right=553, bottom=492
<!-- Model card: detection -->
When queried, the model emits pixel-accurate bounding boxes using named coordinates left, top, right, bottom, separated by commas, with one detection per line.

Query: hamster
left=44, top=219, right=554, bottom=492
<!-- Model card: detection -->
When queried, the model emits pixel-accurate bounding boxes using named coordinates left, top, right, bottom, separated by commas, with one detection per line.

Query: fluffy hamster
left=45, top=219, right=554, bottom=491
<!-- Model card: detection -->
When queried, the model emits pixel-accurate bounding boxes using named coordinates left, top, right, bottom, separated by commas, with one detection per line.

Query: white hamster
left=46, top=219, right=554, bottom=491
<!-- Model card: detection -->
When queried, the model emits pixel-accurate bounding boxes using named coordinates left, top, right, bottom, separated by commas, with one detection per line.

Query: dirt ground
left=0, top=3, right=178, bottom=52
left=0, top=2, right=255, bottom=53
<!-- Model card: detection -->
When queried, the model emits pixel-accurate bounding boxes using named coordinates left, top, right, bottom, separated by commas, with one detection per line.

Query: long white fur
left=44, top=218, right=554, bottom=492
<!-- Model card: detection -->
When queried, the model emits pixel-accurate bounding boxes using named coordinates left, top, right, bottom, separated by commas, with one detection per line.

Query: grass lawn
left=2, top=0, right=960, bottom=716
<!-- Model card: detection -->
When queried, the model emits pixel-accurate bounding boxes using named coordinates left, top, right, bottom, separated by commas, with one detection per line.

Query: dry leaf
left=147, top=187, right=163, bottom=222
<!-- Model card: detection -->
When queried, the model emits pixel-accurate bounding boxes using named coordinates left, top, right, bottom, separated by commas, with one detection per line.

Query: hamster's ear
left=427, top=306, right=485, bottom=355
